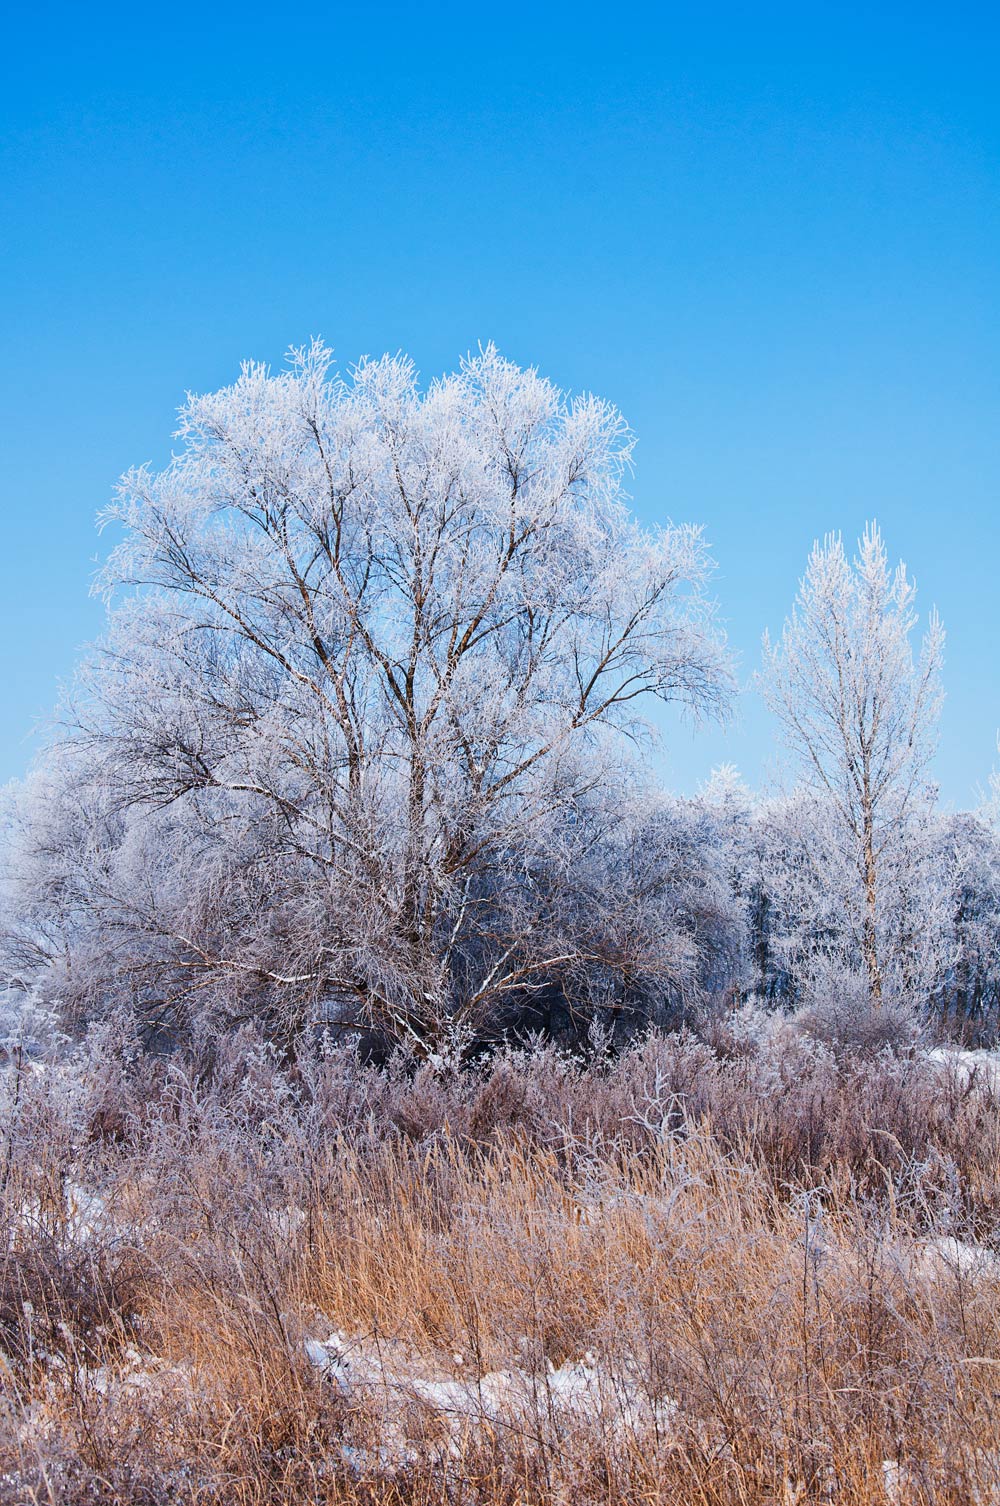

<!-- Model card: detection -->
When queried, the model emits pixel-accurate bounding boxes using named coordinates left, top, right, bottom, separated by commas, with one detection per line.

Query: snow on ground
left=908, top=1234, right=1000, bottom=1284
left=264, top=1204, right=307, bottom=1241
left=304, top=1328, right=677, bottom=1468
left=926, top=1046, right=1000, bottom=1094
left=13, top=1345, right=196, bottom=1467
left=10, top=1182, right=110, bottom=1248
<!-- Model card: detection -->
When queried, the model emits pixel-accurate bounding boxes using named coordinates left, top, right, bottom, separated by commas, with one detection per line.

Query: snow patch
left=910, top=1235, right=1000, bottom=1284
left=926, top=1047, right=1000, bottom=1094
left=304, top=1328, right=677, bottom=1470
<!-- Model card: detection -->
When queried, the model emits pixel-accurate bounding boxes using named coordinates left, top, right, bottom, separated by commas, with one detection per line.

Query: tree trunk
left=861, top=818, right=883, bottom=1007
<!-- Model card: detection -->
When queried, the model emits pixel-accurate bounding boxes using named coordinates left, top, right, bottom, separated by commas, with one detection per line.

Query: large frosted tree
left=21, top=341, right=732, bottom=1051
left=760, top=523, right=944, bottom=1004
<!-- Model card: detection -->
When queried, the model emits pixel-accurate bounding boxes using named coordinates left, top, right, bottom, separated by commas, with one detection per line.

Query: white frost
left=304, top=1329, right=677, bottom=1468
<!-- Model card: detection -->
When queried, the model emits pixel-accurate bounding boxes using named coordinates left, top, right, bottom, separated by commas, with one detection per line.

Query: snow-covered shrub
left=794, top=960, right=923, bottom=1057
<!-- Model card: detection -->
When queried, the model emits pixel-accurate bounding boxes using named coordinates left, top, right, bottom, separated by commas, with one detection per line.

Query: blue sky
left=2, top=1, right=998, bottom=802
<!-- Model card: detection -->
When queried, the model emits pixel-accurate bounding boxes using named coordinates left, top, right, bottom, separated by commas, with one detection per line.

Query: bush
left=794, top=961, right=923, bottom=1057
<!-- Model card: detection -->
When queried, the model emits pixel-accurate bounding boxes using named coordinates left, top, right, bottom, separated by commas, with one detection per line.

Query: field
left=2, top=1028, right=1000, bottom=1504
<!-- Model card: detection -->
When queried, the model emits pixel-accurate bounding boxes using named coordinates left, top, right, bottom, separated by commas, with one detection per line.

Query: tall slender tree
left=760, top=523, right=944, bottom=1003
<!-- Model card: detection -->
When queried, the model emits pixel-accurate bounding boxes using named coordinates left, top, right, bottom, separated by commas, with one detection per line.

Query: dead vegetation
left=2, top=1028, right=1000, bottom=1503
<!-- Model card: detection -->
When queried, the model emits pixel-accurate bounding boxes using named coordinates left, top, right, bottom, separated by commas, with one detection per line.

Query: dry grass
left=2, top=1033, right=1000, bottom=1502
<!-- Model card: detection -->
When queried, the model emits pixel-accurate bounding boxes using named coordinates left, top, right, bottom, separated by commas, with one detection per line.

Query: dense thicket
left=2, top=346, right=999, bottom=1060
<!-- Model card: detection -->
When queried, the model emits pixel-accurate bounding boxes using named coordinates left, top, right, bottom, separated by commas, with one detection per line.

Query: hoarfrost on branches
left=4, top=344, right=734, bottom=1052
left=760, top=523, right=944, bottom=1006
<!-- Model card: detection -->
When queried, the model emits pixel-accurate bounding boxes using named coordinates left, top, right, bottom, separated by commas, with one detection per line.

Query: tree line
left=2, top=344, right=998, bottom=1058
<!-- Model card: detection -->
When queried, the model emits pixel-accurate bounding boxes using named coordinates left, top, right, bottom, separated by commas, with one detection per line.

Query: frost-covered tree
left=760, top=524, right=944, bottom=1004
left=748, top=789, right=847, bottom=1001
left=5, top=343, right=733, bottom=1053
left=925, top=747, right=1000, bottom=1037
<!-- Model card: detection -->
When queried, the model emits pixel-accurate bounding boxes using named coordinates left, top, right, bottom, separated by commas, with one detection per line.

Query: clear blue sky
left=2, top=1, right=998, bottom=803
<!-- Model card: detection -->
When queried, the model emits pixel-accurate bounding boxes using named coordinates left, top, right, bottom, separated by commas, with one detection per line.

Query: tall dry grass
left=1, top=1029, right=999, bottom=1503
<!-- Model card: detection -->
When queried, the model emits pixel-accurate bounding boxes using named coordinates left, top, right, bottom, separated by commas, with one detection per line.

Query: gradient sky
left=2, top=1, right=998, bottom=802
